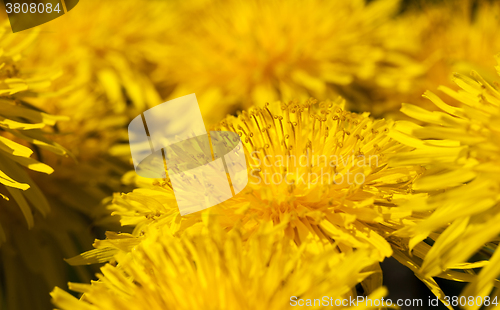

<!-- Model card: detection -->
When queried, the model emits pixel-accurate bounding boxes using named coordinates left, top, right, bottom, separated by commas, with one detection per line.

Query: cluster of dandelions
left=53, top=223, right=387, bottom=310
left=54, top=32, right=500, bottom=310
left=50, top=0, right=500, bottom=308
left=52, top=98, right=410, bottom=308
left=55, top=68, right=500, bottom=310
left=2, top=0, right=500, bottom=309
left=51, top=94, right=483, bottom=309
left=0, top=17, right=106, bottom=310
left=0, top=2, right=173, bottom=309
left=150, top=0, right=426, bottom=124
left=391, top=56, right=500, bottom=305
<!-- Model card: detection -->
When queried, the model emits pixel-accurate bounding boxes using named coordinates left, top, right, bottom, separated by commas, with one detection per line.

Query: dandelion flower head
left=0, top=18, right=67, bottom=241
left=96, top=98, right=427, bottom=269
left=372, top=0, right=500, bottom=117
left=53, top=224, right=386, bottom=310
left=391, top=55, right=500, bottom=299
left=156, top=0, right=423, bottom=123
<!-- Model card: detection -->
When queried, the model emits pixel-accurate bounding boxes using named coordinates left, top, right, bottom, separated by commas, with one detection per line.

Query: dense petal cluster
left=0, top=17, right=95, bottom=310
left=390, top=56, right=500, bottom=303
left=67, top=98, right=447, bottom=302
left=17, top=0, right=180, bottom=231
left=0, top=0, right=497, bottom=308
left=27, top=0, right=172, bottom=161
left=53, top=224, right=386, bottom=310
left=0, top=19, right=67, bottom=241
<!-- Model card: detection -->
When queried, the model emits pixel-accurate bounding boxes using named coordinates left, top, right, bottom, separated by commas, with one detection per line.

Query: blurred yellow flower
left=0, top=17, right=98, bottom=310
left=17, top=0, right=180, bottom=228
left=0, top=2, right=186, bottom=308
left=68, top=98, right=471, bottom=299
left=0, top=19, right=67, bottom=240
left=1, top=1, right=172, bottom=306
left=28, top=0, right=170, bottom=161
left=390, top=55, right=500, bottom=302
left=155, top=0, right=424, bottom=123
left=53, top=223, right=386, bottom=310
left=373, top=0, right=500, bottom=117
left=419, top=0, right=500, bottom=83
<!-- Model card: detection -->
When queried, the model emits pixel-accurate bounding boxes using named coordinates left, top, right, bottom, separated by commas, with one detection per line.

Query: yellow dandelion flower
left=68, top=98, right=468, bottom=298
left=0, top=17, right=98, bottom=310
left=12, top=0, right=183, bottom=234
left=372, top=0, right=500, bottom=117
left=0, top=4, right=179, bottom=308
left=0, top=19, right=67, bottom=239
left=389, top=55, right=500, bottom=301
left=16, top=0, right=177, bottom=233
left=53, top=223, right=386, bottom=310
left=155, top=0, right=424, bottom=123
left=110, top=98, right=422, bottom=259
left=27, top=0, right=172, bottom=161
left=419, top=0, right=500, bottom=83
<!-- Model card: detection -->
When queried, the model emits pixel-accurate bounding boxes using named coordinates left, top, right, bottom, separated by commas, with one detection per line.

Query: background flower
left=68, top=98, right=471, bottom=299
left=390, top=56, right=500, bottom=304
left=0, top=19, right=67, bottom=235
left=1, top=0, right=497, bottom=308
left=21, top=0, right=182, bottom=227
left=153, top=0, right=424, bottom=124
left=27, top=0, right=171, bottom=161
left=0, top=2, right=173, bottom=309
left=52, top=223, right=386, bottom=310
left=0, top=16, right=97, bottom=310
left=372, top=0, right=500, bottom=118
